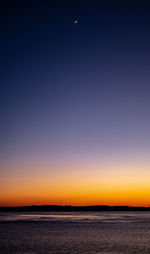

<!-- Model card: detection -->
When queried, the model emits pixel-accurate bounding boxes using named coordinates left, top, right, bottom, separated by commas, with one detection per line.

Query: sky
left=1, top=1, right=150, bottom=206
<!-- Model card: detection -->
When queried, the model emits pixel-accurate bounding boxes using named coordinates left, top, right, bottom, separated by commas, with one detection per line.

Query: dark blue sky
left=1, top=1, right=150, bottom=162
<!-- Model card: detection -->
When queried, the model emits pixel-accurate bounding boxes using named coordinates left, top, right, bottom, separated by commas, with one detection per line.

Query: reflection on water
left=0, top=212, right=150, bottom=254
left=0, top=211, right=150, bottom=223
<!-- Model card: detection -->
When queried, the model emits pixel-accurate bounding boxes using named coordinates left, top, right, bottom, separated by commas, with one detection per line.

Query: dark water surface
left=0, top=212, right=150, bottom=253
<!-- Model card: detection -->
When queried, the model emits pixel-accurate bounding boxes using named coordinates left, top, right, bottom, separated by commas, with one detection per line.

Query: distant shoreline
left=0, top=205, right=150, bottom=212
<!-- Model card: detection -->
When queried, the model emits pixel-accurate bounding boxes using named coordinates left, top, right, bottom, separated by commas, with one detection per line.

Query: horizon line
left=1, top=204, right=150, bottom=208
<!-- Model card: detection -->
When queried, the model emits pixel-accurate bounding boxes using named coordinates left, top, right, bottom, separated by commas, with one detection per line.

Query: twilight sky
left=1, top=1, right=150, bottom=206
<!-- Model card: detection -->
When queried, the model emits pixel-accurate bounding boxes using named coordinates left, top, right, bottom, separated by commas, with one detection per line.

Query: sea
left=0, top=211, right=150, bottom=254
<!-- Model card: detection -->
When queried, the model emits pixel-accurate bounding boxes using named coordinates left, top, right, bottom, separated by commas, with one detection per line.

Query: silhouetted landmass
left=0, top=205, right=150, bottom=212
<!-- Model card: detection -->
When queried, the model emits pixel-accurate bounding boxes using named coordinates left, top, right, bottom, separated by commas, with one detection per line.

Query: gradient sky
left=1, top=1, right=150, bottom=206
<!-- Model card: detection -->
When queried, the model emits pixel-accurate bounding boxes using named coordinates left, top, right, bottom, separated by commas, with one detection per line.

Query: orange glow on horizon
left=1, top=159, right=150, bottom=207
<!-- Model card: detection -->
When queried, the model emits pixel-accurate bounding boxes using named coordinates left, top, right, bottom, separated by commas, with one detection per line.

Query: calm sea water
left=0, top=211, right=150, bottom=253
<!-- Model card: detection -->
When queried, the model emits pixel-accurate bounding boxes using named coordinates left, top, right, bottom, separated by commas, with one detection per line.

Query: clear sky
left=1, top=1, right=150, bottom=206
